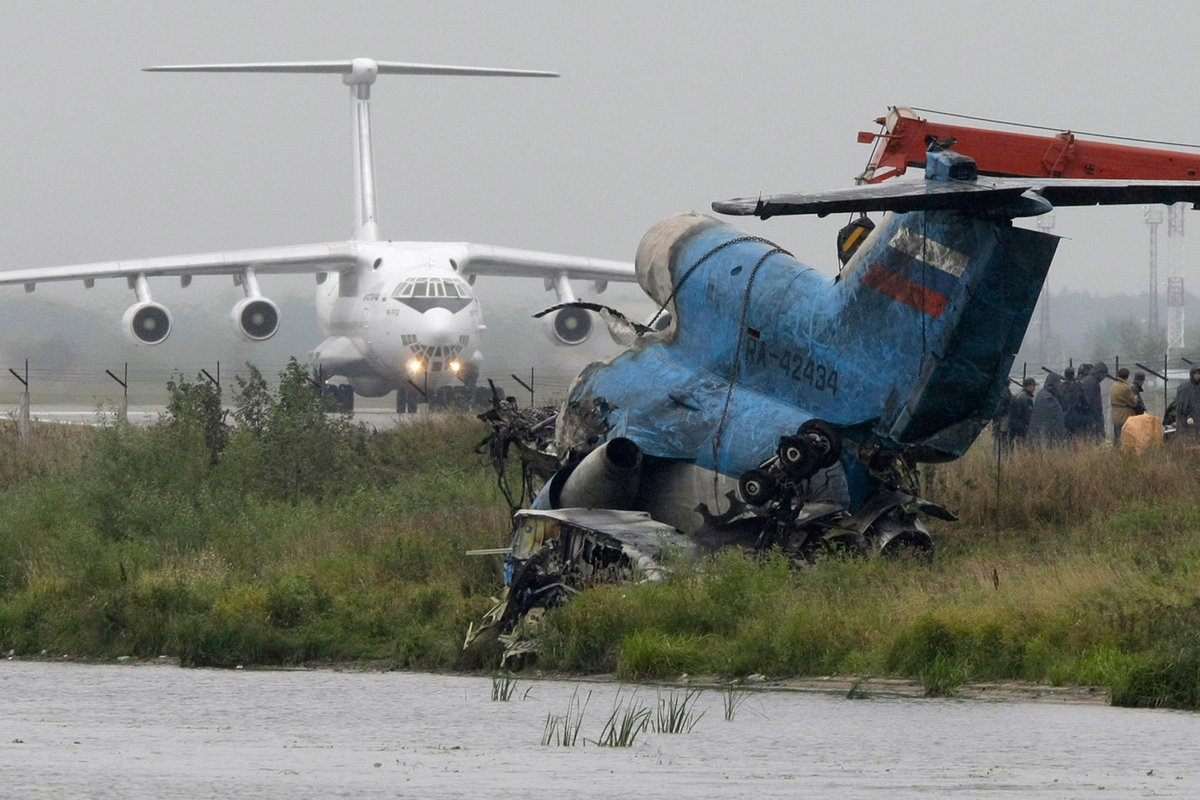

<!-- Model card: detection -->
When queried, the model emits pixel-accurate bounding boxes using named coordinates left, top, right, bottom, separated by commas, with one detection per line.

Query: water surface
left=2, top=661, right=1195, bottom=798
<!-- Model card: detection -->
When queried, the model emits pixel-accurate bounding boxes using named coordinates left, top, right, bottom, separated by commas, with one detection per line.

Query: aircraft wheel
left=396, top=384, right=418, bottom=414
left=433, top=385, right=457, bottom=408
left=472, top=386, right=495, bottom=410
left=738, top=469, right=777, bottom=506
left=798, top=419, right=842, bottom=468
left=323, top=383, right=354, bottom=412
left=778, top=435, right=818, bottom=479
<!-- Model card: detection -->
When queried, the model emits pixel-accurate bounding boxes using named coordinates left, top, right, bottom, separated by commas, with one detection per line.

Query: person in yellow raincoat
left=1110, top=367, right=1140, bottom=447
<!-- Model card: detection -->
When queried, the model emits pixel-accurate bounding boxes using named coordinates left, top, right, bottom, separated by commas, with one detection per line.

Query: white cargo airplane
left=0, top=58, right=637, bottom=410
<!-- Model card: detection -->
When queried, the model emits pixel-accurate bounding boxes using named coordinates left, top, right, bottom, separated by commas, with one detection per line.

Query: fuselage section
left=312, top=242, right=483, bottom=395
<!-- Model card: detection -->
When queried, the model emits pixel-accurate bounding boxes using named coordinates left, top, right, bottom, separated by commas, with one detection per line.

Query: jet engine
left=122, top=301, right=172, bottom=345
left=542, top=272, right=593, bottom=345
left=231, top=296, right=281, bottom=341
left=552, top=437, right=642, bottom=509
left=543, top=306, right=593, bottom=346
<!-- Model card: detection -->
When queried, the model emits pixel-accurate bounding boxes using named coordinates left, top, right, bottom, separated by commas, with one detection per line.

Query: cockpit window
left=391, top=276, right=473, bottom=313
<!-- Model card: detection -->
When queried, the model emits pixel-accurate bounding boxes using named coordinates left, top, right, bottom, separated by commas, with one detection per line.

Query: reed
left=540, top=686, right=589, bottom=746
left=653, top=688, right=705, bottom=733
left=721, top=682, right=750, bottom=720
left=491, top=672, right=517, bottom=702
left=593, top=689, right=651, bottom=747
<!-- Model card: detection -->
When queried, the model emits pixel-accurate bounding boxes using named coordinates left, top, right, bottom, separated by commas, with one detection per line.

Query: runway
left=2, top=403, right=422, bottom=432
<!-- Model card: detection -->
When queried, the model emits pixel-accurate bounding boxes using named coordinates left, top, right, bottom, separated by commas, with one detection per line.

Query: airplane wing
left=714, top=178, right=1200, bottom=219
left=457, top=244, right=636, bottom=283
left=0, top=242, right=362, bottom=290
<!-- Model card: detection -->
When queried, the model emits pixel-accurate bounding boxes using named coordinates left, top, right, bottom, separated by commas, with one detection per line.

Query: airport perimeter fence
left=0, top=359, right=585, bottom=426
left=1007, top=353, right=1200, bottom=422
left=8, top=354, right=1193, bottom=428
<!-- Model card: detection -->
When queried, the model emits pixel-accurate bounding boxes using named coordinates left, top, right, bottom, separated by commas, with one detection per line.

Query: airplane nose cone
left=420, top=307, right=458, bottom=347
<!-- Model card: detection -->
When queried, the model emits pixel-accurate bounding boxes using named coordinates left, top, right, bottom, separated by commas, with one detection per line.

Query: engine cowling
left=122, top=301, right=172, bottom=345
left=542, top=306, right=593, bottom=346
left=231, top=297, right=280, bottom=341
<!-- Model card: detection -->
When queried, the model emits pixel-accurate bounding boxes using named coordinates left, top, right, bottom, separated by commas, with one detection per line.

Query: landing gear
left=733, top=418, right=851, bottom=562
left=396, top=383, right=420, bottom=414
left=322, top=383, right=355, bottom=411
left=474, top=385, right=498, bottom=409
left=433, top=385, right=473, bottom=410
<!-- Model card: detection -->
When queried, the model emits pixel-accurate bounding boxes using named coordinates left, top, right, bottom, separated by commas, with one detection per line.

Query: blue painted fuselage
left=556, top=206, right=1056, bottom=521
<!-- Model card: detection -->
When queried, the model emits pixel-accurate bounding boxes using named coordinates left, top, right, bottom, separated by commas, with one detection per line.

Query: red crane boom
left=858, top=107, right=1200, bottom=184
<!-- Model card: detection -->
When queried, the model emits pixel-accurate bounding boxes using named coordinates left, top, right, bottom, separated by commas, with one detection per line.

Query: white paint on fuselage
left=313, top=242, right=483, bottom=395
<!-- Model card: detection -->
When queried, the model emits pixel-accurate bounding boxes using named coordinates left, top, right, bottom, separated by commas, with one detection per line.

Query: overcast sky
left=2, top=1, right=1197, bottom=364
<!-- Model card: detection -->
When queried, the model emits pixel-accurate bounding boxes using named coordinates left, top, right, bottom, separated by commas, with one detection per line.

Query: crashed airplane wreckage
left=469, top=138, right=1200, bottom=656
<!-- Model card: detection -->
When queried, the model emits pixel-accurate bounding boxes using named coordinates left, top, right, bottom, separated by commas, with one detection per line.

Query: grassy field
left=541, top=443, right=1200, bottom=709
left=2, top=378, right=1200, bottom=709
left=0, top=367, right=513, bottom=672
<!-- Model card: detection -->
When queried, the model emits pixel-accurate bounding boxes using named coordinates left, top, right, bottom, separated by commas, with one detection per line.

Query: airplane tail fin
left=835, top=210, right=1058, bottom=456
left=145, top=59, right=558, bottom=242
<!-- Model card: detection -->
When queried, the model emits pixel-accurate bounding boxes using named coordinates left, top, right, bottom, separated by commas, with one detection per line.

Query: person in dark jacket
left=1060, top=367, right=1088, bottom=439
left=1031, top=373, right=1067, bottom=445
left=1132, top=371, right=1147, bottom=415
left=1174, top=366, right=1200, bottom=439
left=1009, top=377, right=1035, bottom=444
left=1080, top=361, right=1109, bottom=442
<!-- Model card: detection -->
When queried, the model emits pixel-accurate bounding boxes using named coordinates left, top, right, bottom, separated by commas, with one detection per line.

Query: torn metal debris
left=465, top=508, right=697, bottom=664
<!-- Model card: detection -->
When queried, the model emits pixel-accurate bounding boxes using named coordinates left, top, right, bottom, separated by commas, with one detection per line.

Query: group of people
left=1001, top=362, right=1145, bottom=448
left=998, top=361, right=1200, bottom=449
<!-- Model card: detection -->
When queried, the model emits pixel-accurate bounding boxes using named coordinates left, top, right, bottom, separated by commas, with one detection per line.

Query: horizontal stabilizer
left=714, top=178, right=1200, bottom=219
left=144, top=59, right=558, bottom=80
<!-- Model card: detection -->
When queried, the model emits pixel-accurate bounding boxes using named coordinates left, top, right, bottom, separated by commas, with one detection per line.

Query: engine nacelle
left=230, top=297, right=280, bottom=341
left=644, top=309, right=673, bottom=333
left=542, top=306, right=593, bottom=346
left=122, top=301, right=172, bottom=345
left=552, top=437, right=643, bottom=509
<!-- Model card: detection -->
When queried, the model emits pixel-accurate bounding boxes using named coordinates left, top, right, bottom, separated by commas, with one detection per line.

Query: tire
left=472, top=386, right=495, bottom=410
left=738, top=469, right=777, bottom=506
left=778, top=435, right=818, bottom=479
left=396, top=384, right=418, bottom=414
left=322, top=384, right=354, bottom=412
left=798, top=419, right=842, bottom=469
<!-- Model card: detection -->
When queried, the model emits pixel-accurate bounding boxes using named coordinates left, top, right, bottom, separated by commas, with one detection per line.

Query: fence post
left=8, top=360, right=29, bottom=440
left=105, top=363, right=129, bottom=423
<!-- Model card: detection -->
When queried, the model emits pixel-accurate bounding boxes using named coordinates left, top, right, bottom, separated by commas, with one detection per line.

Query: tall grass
left=8, top=401, right=1200, bottom=711
left=539, top=441, right=1200, bottom=710
left=0, top=398, right=510, bottom=670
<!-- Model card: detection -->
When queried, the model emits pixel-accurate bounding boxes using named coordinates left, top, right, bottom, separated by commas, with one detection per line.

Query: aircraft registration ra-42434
left=0, top=58, right=640, bottom=410
left=469, top=134, right=1200, bottom=659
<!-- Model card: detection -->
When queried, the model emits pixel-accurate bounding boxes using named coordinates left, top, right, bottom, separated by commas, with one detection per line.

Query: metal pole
left=18, top=359, right=29, bottom=440
left=422, top=365, right=430, bottom=418
left=106, top=363, right=129, bottom=423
